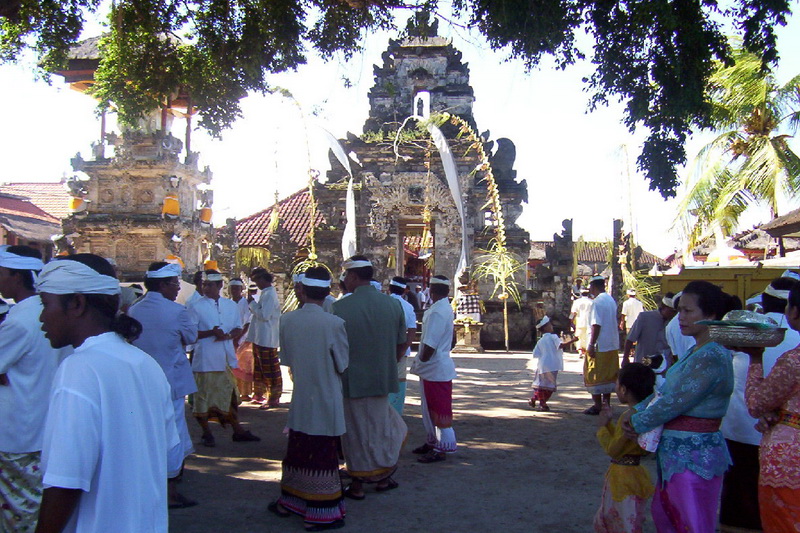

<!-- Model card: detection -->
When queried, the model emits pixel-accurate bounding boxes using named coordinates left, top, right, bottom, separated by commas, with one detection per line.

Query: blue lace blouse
left=631, top=341, right=734, bottom=484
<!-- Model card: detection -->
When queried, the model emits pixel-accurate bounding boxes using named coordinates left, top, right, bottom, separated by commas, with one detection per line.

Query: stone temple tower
left=54, top=37, right=214, bottom=281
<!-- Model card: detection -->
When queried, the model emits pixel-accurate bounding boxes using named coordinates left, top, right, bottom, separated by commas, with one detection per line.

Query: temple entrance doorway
left=398, top=218, right=433, bottom=292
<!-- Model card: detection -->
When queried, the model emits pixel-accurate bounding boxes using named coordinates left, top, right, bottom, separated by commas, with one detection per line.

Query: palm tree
left=675, top=44, right=800, bottom=254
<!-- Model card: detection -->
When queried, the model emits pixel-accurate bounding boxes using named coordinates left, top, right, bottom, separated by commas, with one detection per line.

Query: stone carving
left=363, top=171, right=460, bottom=242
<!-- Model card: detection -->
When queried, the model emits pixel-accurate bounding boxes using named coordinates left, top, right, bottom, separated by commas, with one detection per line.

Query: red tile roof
left=237, top=189, right=325, bottom=248
left=0, top=182, right=71, bottom=219
left=530, top=241, right=668, bottom=267
left=0, top=194, right=60, bottom=223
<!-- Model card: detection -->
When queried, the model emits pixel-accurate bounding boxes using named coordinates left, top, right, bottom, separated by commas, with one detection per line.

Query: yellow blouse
left=597, top=412, right=655, bottom=502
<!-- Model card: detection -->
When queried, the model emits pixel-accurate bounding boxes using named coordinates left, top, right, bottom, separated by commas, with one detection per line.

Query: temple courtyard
left=171, top=351, right=659, bottom=533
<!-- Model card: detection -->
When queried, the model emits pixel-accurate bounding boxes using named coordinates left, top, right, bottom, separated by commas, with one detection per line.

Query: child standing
left=594, top=363, right=656, bottom=533
left=529, top=316, right=565, bottom=411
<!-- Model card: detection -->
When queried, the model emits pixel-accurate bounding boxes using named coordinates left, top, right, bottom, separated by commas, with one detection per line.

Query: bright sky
left=1, top=9, right=798, bottom=260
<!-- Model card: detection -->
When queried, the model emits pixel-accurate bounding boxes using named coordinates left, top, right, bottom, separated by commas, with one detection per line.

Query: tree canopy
left=0, top=0, right=794, bottom=198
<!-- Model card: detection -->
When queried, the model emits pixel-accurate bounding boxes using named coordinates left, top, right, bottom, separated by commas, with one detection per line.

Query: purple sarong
left=651, top=469, right=723, bottom=532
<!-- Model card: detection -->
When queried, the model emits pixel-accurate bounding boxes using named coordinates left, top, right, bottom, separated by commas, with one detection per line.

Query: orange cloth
left=759, top=485, right=800, bottom=533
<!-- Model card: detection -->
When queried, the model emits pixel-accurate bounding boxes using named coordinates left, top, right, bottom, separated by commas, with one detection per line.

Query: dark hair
left=618, top=363, right=655, bottom=403
left=192, top=271, right=204, bottom=286
left=144, top=261, right=170, bottom=292
left=6, top=245, right=42, bottom=291
left=55, top=254, right=142, bottom=342
left=346, top=255, right=373, bottom=280
left=762, top=277, right=798, bottom=314
left=429, top=276, right=450, bottom=297
left=389, top=276, right=407, bottom=295
left=303, top=266, right=331, bottom=300
left=589, top=277, right=605, bottom=290
left=788, top=283, right=800, bottom=313
left=251, top=268, right=273, bottom=284
left=681, top=280, right=737, bottom=320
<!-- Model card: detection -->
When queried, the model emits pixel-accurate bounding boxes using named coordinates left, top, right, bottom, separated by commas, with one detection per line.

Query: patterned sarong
left=0, top=451, right=43, bottom=533
left=584, top=350, right=619, bottom=395
left=278, top=431, right=345, bottom=525
left=759, top=484, right=800, bottom=533
left=252, top=344, right=282, bottom=402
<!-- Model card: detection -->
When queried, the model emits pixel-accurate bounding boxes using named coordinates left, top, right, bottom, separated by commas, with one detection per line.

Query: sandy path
left=170, top=351, right=657, bottom=532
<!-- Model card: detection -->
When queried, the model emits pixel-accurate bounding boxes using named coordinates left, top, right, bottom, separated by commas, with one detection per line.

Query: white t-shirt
left=590, top=292, right=619, bottom=352
left=246, top=286, right=280, bottom=348
left=0, top=296, right=69, bottom=453
left=41, top=332, right=180, bottom=533
left=570, top=296, right=592, bottom=330
left=666, top=314, right=695, bottom=358
left=391, top=293, right=417, bottom=381
left=234, top=297, right=251, bottom=327
left=721, top=350, right=761, bottom=446
left=411, top=298, right=456, bottom=381
left=621, top=297, right=645, bottom=330
left=763, top=311, right=800, bottom=376
left=532, top=332, right=563, bottom=373
left=191, top=296, right=242, bottom=372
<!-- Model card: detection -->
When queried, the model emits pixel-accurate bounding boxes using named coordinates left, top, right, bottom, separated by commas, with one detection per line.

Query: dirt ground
left=170, top=350, right=658, bottom=533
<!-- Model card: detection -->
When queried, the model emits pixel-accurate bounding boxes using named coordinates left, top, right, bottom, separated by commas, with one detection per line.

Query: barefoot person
left=129, top=261, right=199, bottom=509
left=269, top=267, right=349, bottom=531
left=411, top=275, right=457, bottom=463
left=34, top=254, right=181, bottom=533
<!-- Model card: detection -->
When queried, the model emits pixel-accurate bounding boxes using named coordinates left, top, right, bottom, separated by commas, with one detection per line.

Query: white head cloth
left=390, top=280, right=407, bottom=289
left=764, top=284, right=790, bottom=301
left=229, top=279, right=244, bottom=287
left=36, top=260, right=120, bottom=295
left=343, top=258, right=372, bottom=270
left=580, top=287, right=590, bottom=295
left=0, top=249, right=44, bottom=271
left=370, top=280, right=382, bottom=291
left=590, top=275, right=605, bottom=283
left=292, top=273, right=305, bottom=283
left=248, top=282, right=258, bottom=291
left=662, top=296, right=676, bottom=309
left=302, top=277, right=331, bottom=288
left=0, top=301, right=9, bottom=314
left=782, top=270, right=800, bottom=281
left=430, top=277, right=451, bottom=286
left=204, top=272, right=223, bottom=282
left=536, top=316, right=550, bottom=329
left=627, top=289, right=637, bottom=296
left=145, top=263, right=182, bottom=279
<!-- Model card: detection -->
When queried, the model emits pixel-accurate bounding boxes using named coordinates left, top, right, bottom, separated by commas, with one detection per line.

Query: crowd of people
left=538, top=272, right=800, bottom=532
left=0, top=249, right=458, bottom=532
left=2, top=241, right=800, bottom=532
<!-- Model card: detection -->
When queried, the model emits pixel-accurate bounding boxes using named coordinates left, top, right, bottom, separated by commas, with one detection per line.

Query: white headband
left=204, top=272, right=223, bottom=282
left=430, top=277, right=451, bottom=286
left=782, top=270, right=800, bottom=281
left=662, top=296, right=675, bottom=309
left=145, top=263, right=182, bottom=279
left=536, top=316, right=550, bottom=329
left=627, top=289, right=636, bottom=296
left=764, top=284, right=790, bottom=300
left=590, top=275, right=605, bottom=283
left=390, top=280, right=407, bottom=289
left=0, top=250, right=44, bottom=271
left=293, top=273, right=305, bottom=283
left=343, top=259, right=372, bottom=270
left=302, top=277, right=331, bottom=288
left=36, top=260, right=120, bottom=295
left=370, top=280, right=382, bottom=290
left=229, top=280, right=244, bottom=287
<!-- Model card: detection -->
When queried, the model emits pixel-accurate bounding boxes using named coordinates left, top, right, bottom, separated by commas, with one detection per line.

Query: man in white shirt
left=228, top=278, right=254, bottom=401
left=760, top=277, right=800, bottom=375
left=246, top=268, right=282, bottom=408
left=0, top=246, right=67, bottom=531
left=619, top=289, right=644, bottom=334
left=190, top=271, right=259, bottom=447
left=388, top=276, right=417, bottom=415
left=35, top=254, right=180, bottom=533
left=570, top=287, right=592, bottom=356
left=665, top=291, right=695, bottom=360
left=584, top=276, right=619, bottom=415
left=129, top=261, right=198, bottom=509
left=410, top=275, right=457, bottom=463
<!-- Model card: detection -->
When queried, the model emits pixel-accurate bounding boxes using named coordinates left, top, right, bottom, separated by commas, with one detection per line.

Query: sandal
left=583, top=405, right=601, bottom=415
left=268, top=501, right=291, bottom=518
left=342, top=485, right=365, bottom=501
left=528, top=399, right=536, bottom=409
left=232, top=430, right=261, bottom=442
left=412, top=443, right=434, bottom=455
left=168, top=494, right=198, bottom=509
left=304, top=519, right=345, bottom=531
left=417, top=450, right=446, bottom=463
left=200, top=433, right=215, bottom=447
left=375, top=478, right=399, bottom=492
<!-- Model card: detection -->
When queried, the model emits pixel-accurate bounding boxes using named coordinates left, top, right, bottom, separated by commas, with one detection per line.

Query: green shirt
left=332, top=285, right=407, bottom=398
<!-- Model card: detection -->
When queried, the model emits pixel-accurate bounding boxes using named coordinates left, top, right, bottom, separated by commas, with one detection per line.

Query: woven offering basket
left=708, top=325, right=786, bottom=348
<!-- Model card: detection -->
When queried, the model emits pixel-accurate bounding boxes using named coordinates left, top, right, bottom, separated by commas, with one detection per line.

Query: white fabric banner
left=321, top=128, right=357, bottom=260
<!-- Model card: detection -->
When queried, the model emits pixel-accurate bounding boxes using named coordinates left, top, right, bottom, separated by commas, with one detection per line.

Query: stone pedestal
left=453, top=319, right=484, bottom=353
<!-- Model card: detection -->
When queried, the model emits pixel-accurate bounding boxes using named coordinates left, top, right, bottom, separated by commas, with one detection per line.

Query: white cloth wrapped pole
left=321, top=128, right=358, bottom=260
